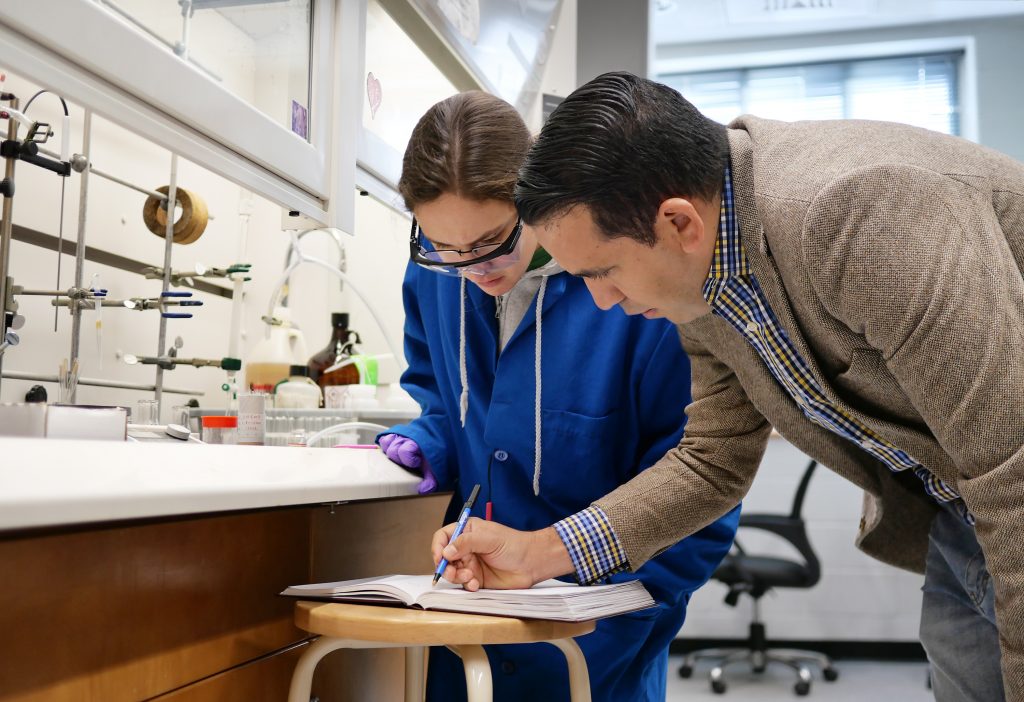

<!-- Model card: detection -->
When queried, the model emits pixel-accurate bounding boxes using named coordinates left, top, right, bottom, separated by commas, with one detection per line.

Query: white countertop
left=0, top=438, right=421, bottom=532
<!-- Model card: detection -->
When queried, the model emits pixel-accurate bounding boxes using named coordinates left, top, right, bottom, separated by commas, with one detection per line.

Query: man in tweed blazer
left=431, top=72, right=1024, bottom=701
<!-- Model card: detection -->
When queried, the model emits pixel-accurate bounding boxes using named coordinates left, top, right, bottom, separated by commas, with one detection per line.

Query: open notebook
left=280, top=575, right=656, bottom=623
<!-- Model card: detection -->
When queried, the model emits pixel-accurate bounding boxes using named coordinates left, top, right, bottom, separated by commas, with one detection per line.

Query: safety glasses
left=409, top=216, right=523, bottom=277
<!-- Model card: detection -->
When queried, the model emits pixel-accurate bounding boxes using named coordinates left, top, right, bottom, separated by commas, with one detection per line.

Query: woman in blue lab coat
left=377, top=91, right=739, bottom=702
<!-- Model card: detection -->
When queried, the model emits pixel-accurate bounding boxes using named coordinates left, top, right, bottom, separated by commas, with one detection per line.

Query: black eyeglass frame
left=408, top=216, right=524, bottom=271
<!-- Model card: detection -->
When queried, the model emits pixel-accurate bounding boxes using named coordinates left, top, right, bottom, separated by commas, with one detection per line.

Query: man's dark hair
left=515, top=72, right=728, bottom=245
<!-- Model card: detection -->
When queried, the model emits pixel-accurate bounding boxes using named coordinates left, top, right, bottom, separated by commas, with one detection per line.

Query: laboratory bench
left=0, top=438, right=450, bottom=701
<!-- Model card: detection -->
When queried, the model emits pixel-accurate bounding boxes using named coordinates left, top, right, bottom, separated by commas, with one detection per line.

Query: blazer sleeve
left=631, top=323, right=692, bottom=474
left=594, top=323, right=772, bottom=569
left=801, top=164, right=1024, bottom=697
left=381, top=269, right=457, bottom=490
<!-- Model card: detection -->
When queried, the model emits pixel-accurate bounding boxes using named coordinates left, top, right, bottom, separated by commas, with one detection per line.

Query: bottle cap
left=202, top=415, right=238, bottom=428
left=289, top=364, right=310, bottom=377
left=331, top=312, right=349, bottom=328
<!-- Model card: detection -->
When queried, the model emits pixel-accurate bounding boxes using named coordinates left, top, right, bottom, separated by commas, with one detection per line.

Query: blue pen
left=433, top=483, right=481, bottom=586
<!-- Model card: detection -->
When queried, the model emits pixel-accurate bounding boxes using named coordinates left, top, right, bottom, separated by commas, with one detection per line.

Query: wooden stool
left=288, top=602, right=596, bottom=702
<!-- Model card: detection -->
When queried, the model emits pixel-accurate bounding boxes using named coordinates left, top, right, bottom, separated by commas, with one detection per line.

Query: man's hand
left=431, top=518, right=574, bottom=591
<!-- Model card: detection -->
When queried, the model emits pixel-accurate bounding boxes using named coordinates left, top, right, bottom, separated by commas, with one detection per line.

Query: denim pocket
left=964, top=548, right=992, bottom=612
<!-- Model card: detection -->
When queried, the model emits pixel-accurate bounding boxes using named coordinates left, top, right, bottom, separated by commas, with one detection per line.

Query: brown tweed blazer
left=593, top=116, right=1024, bottom=697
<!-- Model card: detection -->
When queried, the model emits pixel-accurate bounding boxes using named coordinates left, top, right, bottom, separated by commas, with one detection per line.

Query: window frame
left=654, top=36, right=978, bottom=142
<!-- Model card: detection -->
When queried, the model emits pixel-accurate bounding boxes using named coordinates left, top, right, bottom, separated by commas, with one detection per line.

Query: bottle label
left=237, top=393, right=267, bottom=445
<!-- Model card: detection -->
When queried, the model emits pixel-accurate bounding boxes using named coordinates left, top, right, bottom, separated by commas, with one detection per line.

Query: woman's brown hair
left=399, top=91, right=531, bottom=210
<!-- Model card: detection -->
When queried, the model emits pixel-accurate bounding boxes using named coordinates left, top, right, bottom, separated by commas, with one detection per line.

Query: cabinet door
left=0, top=0, right=350, bottom=224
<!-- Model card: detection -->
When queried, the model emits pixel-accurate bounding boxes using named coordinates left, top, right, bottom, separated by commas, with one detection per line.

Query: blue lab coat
left=386, top=261, right=740, bottom=702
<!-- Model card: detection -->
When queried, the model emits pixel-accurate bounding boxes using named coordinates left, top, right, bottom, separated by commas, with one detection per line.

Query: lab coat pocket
left=539, top=408, right=626, bottom=497
left=542, top=407, right=618, bottom=439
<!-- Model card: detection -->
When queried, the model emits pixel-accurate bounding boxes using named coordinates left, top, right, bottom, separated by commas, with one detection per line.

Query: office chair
left=677, top=460, right=839, bottom=696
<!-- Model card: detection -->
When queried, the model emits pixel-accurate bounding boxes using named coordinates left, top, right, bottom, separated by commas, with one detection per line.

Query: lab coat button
left=494, top=449, right=509, bottom=462
left=501, top=661, right=515, bottom=674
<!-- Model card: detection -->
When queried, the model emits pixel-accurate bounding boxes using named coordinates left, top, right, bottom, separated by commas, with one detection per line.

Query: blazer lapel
left=727, top=128, right=836, bottom=399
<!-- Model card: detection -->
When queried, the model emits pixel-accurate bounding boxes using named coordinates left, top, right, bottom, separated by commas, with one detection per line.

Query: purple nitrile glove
left=378, top=433, right=437, bottom=494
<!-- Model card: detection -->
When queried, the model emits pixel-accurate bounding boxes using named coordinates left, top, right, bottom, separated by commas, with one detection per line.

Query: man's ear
left=656, top=197, right=704, bottom=253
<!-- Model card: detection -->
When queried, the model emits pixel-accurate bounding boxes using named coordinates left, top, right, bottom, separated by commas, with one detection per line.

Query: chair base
left=678, top=644, right=838, bottom=696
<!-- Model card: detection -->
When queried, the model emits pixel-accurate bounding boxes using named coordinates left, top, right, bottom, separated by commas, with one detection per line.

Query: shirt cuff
left=553, top=506, right=630, bottom=585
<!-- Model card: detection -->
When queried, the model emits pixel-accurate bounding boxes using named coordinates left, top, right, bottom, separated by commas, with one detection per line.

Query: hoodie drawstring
left=458, top=275, right=469, bottom=427
left=532, top=276, right=548, bottom=496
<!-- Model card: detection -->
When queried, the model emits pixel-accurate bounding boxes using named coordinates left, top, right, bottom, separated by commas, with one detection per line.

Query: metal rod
left=69, top=109, right=91, bottom=403
left=95, top=0, right=223, bottom=82
left=1, top=370, right=204, bottom=396
left=0, top=96, right=20, bottom=398
left=91, top=165, right=165, bottom=201
left=38, top=147, right=213, bottom=220
left=21, top=288, right=95, bottom=297
left=11, top=223, right=232, bottom=299
left=154, top=154, right=178, bottom=410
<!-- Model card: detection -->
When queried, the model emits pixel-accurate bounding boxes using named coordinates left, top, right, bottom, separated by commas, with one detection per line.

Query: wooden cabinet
left=0, top=494, right=449, bottom=701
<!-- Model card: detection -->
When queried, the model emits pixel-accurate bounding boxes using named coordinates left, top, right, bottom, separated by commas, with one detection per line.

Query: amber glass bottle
left=308, top=312, right=361, bottom=390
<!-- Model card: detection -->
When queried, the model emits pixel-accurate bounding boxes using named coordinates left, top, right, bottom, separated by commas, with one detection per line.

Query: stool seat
left=289, top=601, right=596, bottom=702
left=296, top=601, right=596, bottom=645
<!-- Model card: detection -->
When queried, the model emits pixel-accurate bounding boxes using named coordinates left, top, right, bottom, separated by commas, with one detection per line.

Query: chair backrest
left=789, top=460, right=818, bottom=520
left=727, top=458, right=822, bottom=592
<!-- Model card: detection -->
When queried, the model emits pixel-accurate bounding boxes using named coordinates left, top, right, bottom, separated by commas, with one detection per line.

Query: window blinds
left=660, top=53, right=960, bottom=136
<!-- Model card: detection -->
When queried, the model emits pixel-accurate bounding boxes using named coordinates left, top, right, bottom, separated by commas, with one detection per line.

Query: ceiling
left=651, top=0, right=1024, bottom=46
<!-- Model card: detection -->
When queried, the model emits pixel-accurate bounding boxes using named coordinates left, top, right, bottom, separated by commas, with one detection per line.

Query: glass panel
left=96, top=0, right=312, bottom=141
left=745, top=64, right=845, bottom=121
left=847, top=55, right=959, bottom=135
left=662, top=70, right=743, bottom=126
left=660, top=52, right=960, bottom=136
left=363, top=0, right=458, bottom=167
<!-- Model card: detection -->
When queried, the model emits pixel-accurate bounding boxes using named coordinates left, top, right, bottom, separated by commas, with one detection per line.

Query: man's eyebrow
left=569, top=266, right=613, bottom=278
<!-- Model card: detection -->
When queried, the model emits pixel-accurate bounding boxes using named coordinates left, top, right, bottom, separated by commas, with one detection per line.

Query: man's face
left=534, top=205, right=713, bottom=324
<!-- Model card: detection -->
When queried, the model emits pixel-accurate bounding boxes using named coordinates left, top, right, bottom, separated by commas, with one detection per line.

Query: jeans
left=920, top=501, right=1005, bottom=702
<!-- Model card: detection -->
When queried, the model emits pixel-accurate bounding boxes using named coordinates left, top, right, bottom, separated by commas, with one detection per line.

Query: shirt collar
left=702, top=165, right=749, bottom=302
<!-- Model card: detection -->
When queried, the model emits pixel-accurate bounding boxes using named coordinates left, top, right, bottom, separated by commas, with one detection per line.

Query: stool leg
left=288, top=637, right=356, bottom=702
left=546, top=638, right=592, bottom=702
left=449, top=644, right=493, bottom=702
left=405, top=645, right=426, bottom=702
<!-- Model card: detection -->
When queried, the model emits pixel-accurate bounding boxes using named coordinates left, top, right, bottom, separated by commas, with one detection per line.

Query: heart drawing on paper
left=366, top=72, right=382, bottom=119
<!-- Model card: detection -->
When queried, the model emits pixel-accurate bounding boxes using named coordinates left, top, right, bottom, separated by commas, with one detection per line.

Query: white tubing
left=264, top=231, right=406, bottom=371
left=305, top=421, right=390, bottom=448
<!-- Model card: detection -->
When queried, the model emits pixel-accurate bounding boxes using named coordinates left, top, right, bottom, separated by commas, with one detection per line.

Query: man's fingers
left=442, top=518, right=489, bottom=561
left=431, top=524, right=456, bottom=565
left=455, top=567, right=481, bottom=592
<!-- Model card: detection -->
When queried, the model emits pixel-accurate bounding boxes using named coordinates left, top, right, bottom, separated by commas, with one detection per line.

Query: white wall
left=680, top=436, right=925, bottom=642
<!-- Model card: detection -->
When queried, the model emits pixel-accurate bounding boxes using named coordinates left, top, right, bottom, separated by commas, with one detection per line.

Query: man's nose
left=584, top=279, right=624, bottom=311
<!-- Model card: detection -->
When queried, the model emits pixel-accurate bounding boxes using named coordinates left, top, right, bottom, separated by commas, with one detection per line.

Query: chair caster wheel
left=795, top=680, right=811, bottom=696
left=711, top=679, right=727, bottom=694
left=823, top=667, right=839, bottom=682
left=677, top=664, right=693, bottom=679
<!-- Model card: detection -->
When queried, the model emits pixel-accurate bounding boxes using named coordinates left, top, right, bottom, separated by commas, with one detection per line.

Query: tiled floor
left=666, top=656, right=933, bottom=701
